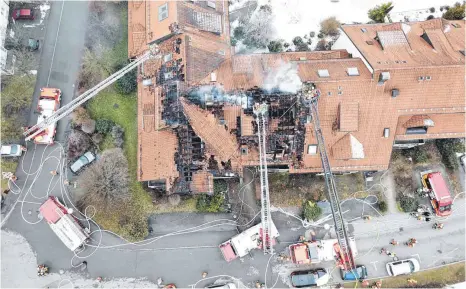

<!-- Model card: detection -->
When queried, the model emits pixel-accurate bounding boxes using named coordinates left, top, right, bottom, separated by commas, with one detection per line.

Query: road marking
left=47, top=0, right=65, bottom=86
left=411, top=253, right=422, bottom=264
left=370, top=261, right=378, bottom=271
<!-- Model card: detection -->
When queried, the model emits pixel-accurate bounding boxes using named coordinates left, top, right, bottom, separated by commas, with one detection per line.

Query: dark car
left=290, top=268, right=329, bottom=288
left=12, top=8, right=34, bottom=20
left=341, top=265, right=368, bottom=280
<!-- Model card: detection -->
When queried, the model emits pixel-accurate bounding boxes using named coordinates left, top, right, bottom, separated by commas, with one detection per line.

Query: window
left=218, top=50, right=225, bottom=56
left=318, top=69, right=330, bottom=78
left=241, top=147, right=248, bottom=155
left=163, top=53, right=172, bottom=63
left=452, top=23, right=461, bottom=28
left=158, top=3, right=168, bottom=21
left=347, top=67, right=359, bottom=76
left=460, top=50, right=465, bottom=56
left=406, top=126, right=428, bottom=135
left=361, top=28, right=367, bottom=33
left=383, top=128, right=390, bottom=138
left=391, top=89, right=399, bottom=98
left=328, top=92, right=332, bottom=96
left=418, top=76, right=424, bottom=81
left=338, top=86, right=342, bottom=90
left=426, top=76, right=431, bottom=81
left=338, top=90, right=343, bottom=95
left=207, top=1, right=216, bottom=8
left=366, top=40, right=373, bottom=45
left=307, top=145, right=318, bottom=155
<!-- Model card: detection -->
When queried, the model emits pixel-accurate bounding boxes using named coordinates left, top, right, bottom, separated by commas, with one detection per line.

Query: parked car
left=386, top=258, right=420, bottom=276
left=70, top=152, right=95, bottom=174
left=290, top=268, right=329, bottom=288
left=12, top=8, right=34, bottom=20
left=1, top=144, right=24, bottom=157
left=341, top=265, right=368, bottom=280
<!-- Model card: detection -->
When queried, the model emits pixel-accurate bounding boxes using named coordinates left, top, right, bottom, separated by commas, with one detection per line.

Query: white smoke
left=263, top=61, right=303, bottom=94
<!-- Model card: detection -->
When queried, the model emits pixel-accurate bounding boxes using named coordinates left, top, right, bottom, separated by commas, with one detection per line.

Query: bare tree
left=242, top=5, right=275, bottom=49
left=67, top=130, right=92, bottom=159
left=81, top=119, right=96, bottom=134
left=77, top=148, right=130, bottom=210
left=320, top=17, right=341, bottom=36
left=71, top=106, right=90, bottom=126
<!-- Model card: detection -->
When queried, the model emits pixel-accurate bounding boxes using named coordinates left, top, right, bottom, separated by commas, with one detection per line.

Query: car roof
left=390, top=259, right=414, bottom=275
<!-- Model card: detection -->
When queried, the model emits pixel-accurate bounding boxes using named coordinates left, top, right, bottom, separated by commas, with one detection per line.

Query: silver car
left=1, top=144, right=23, bottom=157
left=386, top=258, right=420, bottom=276
left=70, top=152, right=96, bottom=174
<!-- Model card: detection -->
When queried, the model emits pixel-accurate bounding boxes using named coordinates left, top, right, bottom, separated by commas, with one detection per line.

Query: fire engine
left=420, top=171, right=453, bottom=216
left=39, top=196, right=90, bottom=251
left=32, top=88, right=61, bottom=144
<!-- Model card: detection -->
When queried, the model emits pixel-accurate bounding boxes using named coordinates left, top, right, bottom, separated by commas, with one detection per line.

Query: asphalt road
left=28, top=0, right=89, bottom=142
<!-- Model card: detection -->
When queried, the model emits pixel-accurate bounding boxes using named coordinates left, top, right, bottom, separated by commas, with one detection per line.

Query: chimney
left=210, top=72, right=217, bottom=82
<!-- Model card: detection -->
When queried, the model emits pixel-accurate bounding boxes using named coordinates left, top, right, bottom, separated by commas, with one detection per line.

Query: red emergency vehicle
left=33, top=88, right=61, bottom=144
left=421, top=171, right=453, bottom=216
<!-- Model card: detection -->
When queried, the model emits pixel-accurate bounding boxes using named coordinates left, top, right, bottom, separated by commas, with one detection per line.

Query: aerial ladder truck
left=23, top=44, right=161, bottom=142
left=301, top=83, right=357, bottom=273
left=254, top=103, right=274, bottom=254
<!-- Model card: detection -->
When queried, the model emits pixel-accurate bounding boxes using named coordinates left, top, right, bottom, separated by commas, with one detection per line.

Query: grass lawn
left=1, top=160, right=19, bottom=191
left=345, top=262, right=465, bottom=288
left=87, top=90, right=154, bottom=240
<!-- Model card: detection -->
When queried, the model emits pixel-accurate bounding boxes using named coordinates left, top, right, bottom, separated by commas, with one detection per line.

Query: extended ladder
left=305, top=88, right=355, bottom=270
left=254, top=103, right=273, bottom=254
left=23, top=45, right=161, bottom=142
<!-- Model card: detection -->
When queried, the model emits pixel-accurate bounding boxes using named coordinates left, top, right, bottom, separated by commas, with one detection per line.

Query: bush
left=429, top=7, right=435, bottom=13
left=292, top=36, right=304, bottom=46
left=435, top=138, right=465, bottom=170
left=115, top=63, right=137, bottom=94
left=72, top=107, right=90, bottom=126
left=168, top=194, right=181, bottom=206
left=443, top=2, right=465, bottom=20
left=398, top=194, right=418, bottom=212
left=111, top=125, right=125, bottom=148
left=368, top=2, right=394, bottom=23
left=233, top=26, right=245, bottom=40
left=96, top=119, right=115, bottom=134
left=77, top=148, right=130, bottom=210
left=317, top=32, right=324, bottom=39
left=401, top=146, right=430, bottom=164
left=378, top=201, right=388, bottom=213
left=67, top=130, right=92, bottom=160
left=303, top=200, right=322, bottom=221
left=320, top=17, right=341, bottom=36
left=315, top=39, right=328, bottom=51
left=426, top=15, right=435, bottom=20
left=196, top=193, right=224, bottom=213
left=267, top=40, right=283, bottom=53
left=309, top=31, right=315, bottom=38
left=92, top=133, right=103, bottom=144
left=81, top=118, right=96, bottom=134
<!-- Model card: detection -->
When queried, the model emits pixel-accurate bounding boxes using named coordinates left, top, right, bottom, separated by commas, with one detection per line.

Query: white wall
left=0, top=0, right=9, bottom=46
left=332, top=28, right=373, bottom=74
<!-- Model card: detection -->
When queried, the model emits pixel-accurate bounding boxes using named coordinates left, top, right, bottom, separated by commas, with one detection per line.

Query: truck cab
left=421, top=171, right=452, bottom=216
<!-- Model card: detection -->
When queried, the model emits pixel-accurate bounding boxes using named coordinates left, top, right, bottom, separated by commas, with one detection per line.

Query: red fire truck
left=39, top=196, right=90, bottom=251
left=33, top=88, right=61, bottom=144
left=421, top=171, right=453, bottom=217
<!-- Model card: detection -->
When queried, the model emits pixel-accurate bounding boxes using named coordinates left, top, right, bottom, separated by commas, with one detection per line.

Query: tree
left=115, top=62, right=137, bottom=94
left=429, top=7, right=435, bottom=13
left=315, top=39, right=328, bottom=51
left=320, top=17, right=341, bottom=36
left=96, top=119, right=115, bottom=134
left=368, top=2, right=394, bottom=23
left=71, top=106, right=90, bottom=126
left=196, top=193, right=224, bottom=212
left=398, top=194, right=418, bottom=212
left=67, top=130, right=92, bottom=160
left=77, top=148, right=130, bottom=210
left=81, top=118, right=96, bottom=134
left=309, top=31, right=316, bottom=38
left=443, top=2, right=465, bottom=20
left=292, top=36, right=310, bottom=51
left=435, top=138, right=465, bottom=170
left=242, top=5, right=275, bottom=49
left=426, top=15, right=435, bottom=20
left=303, top=200, right=322, bottom=221
left=233, top=26, right=245, bottom=40
left=267, top=40, right=283, bottom=53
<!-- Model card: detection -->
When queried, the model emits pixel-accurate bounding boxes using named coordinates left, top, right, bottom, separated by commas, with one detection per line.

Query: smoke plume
left=263, top=62, right=302, bottom=94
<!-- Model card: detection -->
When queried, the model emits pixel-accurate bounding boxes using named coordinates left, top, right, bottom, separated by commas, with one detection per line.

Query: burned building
left=130, top=1, right=465, bottom=194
